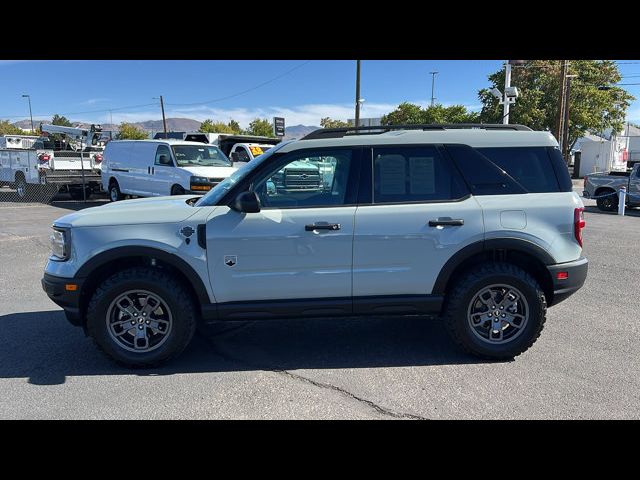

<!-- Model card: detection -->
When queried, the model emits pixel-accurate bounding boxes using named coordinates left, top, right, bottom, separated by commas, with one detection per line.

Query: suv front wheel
left=443, top=262, right=547, bottom=360
left=86, top=267, right=197, bottom=367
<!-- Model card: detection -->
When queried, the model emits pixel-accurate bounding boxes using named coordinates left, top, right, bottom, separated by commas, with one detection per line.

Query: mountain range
left=13, top=118, right=320, bottom=140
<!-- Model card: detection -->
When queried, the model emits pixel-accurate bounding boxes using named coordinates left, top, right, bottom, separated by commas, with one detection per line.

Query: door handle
left=305, top=222, right=341, bottom=231
left=428, top=218, right=464, bottom=227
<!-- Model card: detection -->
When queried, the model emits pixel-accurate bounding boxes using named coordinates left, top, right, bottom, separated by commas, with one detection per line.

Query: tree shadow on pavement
left=0, top=310, right=489, bottom=386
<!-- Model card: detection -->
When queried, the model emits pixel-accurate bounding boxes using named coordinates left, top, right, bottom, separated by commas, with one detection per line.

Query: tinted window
left=478, top=147, right=561, bottom=193
left=372, top=146, right=468, bottom=204
left=253, top=149, right=354, bottom=208
left=445, top=144, right=526, bottom=195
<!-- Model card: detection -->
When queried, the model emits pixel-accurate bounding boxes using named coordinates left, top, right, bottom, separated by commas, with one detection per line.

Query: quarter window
left=372, top=146, right=468, bottom=204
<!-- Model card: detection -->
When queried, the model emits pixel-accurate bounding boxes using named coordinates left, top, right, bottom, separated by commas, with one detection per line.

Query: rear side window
left=372, top=146, right=468, bottom=204
left=477, top=147, right=562, bottom=193
left=445, top=144, right=526, bottom=195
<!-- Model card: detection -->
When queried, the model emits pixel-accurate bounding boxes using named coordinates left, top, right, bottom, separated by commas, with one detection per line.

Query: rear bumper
left=546, top=257, right=588, bottom=305
left=41, top=273, right=85, bottom=326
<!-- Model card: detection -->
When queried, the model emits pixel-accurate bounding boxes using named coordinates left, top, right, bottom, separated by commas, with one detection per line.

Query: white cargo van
left=101, top=139, right=236, bottom=201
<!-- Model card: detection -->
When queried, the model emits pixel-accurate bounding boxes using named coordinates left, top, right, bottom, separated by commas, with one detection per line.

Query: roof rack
left=301, top=123, right=532, bottom=140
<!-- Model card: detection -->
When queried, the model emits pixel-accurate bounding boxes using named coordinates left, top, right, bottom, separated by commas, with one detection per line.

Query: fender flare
left=432, top=238, right=555, bottom=295
left=75, top=246, right=211, bottom=304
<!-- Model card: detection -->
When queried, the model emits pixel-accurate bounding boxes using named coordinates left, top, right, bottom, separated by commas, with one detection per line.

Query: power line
left=165, top=61, right=311, bottom=107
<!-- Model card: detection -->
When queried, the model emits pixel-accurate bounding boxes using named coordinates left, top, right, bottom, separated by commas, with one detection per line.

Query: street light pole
left=355, top=60, right=361, bottom=128
left=429, top=71, right=438, bottom=107
left=22, top=94, right=34, bottom=133
left=503, top=62, right=512, bottom=124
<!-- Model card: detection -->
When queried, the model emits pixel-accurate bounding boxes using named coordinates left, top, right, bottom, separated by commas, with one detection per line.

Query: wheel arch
left=75, top=246, right=210, bottom=323
left=433, top=239, right=556, bottom=306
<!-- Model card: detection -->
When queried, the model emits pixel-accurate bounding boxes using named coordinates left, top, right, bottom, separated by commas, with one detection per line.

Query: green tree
left=478, top=60, right=634, bottom=151
left=381, top=102, right=479, bottom=125
left=51, top=114, right=73, bottom=127
left=0, top=120, right=25, bottom=135
left=199, top=118, right=245, bottom=134
left=228, top=119, right=243, bottom=134
left=115, top=122, right=148, bottom=140
left=246, top=118, right=275, bottom=137
left=320, top=117, right=352, bottom=128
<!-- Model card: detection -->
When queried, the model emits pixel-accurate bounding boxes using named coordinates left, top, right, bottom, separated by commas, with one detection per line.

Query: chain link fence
left=1, top=149, right=103, bottom=206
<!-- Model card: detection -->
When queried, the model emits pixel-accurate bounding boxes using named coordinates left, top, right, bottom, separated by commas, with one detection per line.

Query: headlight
left=191, top=176, right=210, bottom=184
left=50, top=227, right=70, bottom=261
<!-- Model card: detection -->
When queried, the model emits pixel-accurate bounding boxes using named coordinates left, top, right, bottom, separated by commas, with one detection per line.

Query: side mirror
left=232, top=191, right=261, bottom=213
left=230, top=152, right=241, bottom=162
left=158, top=154, right=171, bottom=165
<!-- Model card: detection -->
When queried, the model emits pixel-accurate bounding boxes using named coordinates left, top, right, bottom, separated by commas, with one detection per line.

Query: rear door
left=352, top=145, right=484, bottom=308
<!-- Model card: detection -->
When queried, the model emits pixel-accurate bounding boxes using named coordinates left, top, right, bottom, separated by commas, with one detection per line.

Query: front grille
left=284, top=169, right=322, bottom=189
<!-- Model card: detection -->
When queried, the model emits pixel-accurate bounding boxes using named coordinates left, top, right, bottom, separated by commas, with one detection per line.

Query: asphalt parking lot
left=1, top=192, right=639, bottom=419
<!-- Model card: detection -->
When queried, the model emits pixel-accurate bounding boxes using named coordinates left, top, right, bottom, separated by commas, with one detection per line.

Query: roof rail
left=301, top=123, right=532, bottom=140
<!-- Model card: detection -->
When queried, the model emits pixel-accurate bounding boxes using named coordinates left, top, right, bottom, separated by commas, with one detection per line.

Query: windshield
left=249, top=145, right=272, bottom=157
left=194, top=141, right=292, bottom=207
left=172, top=145, right=231, bottom=167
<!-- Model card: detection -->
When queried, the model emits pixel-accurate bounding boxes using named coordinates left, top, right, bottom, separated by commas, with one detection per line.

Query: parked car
left=101, top=139, right=237, bottom=201
left=583, top=163, right=640, bottom=211
left=42, top=124, right=588, bottom=367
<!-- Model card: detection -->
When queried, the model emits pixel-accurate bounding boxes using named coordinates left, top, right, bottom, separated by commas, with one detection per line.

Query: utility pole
left=503, top=62, right=512, bottom=124
left=159, top=95, right=168, bottom=138
left=429, top=71, right=438, bottom=107
left=355, top=60, right=361, bottom=128
left=22, top=94, right=34, bottom=133
left=556, top=60, right=568, bottom=151
left=562, top=75, right=578, bottom=161
left=109, top=110, right=113, bottom=139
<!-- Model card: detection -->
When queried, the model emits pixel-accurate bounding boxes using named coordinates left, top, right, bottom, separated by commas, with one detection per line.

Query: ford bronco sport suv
left=42, top=124, right=588, bottom=367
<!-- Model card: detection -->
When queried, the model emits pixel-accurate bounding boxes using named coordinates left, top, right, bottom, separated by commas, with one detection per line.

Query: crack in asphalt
left=198, top=333, right=427, bottom=420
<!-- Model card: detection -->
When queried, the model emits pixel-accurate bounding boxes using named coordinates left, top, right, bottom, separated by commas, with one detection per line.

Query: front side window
left=234, top=147, right=250, bottom=162
left=171, top=145, right=231, bottom=167
left=155, top=145, right=173, bottom=166
left=253, top=149, right=353, bottom=209
left=373, top=146, right=468, bottom=204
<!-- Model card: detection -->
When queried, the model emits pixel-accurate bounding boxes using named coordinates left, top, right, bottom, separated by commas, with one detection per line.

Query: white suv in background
left=101, top=139, right=236, bottom=201
left=43, top=124, right=588, bottom=367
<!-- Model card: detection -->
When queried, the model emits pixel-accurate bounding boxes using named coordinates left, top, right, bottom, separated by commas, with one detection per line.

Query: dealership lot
left=0, top=194, right=639, bottom=419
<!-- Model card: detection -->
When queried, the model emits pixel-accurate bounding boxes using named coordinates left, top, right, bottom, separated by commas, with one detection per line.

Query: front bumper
left=41, top=273, right=85, bottom=326
left=546, top=257, right=588, bottom=305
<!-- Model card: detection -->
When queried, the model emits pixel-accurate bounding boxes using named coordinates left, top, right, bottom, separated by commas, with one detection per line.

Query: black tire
left=171, top=184, right=185, bottom=196
left=86, top=267, right=198, bottom=368
left=108, top=180, right=124, bottom=202
left=596, top=189, right=618, bottom=212
left=442, top=262, right=547, bottom=360
left=69, top=187, right=92, bottom=201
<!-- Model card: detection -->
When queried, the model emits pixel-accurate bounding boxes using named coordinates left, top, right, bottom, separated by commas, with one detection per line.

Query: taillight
left=574, top=207, right=585, bottom=247
left=38, top=153, right=50, bottom=165
left=94, top=154, right=103, bottom=163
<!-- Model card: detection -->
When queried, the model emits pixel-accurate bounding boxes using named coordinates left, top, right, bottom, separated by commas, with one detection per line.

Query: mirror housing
left=158, top=154, right=171, bottom=165
left=232, top=191, right=261, bottom=213
left=230, top=152, right=240, bottom=162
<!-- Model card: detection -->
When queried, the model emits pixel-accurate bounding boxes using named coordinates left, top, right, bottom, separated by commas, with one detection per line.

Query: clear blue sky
left=2, top=60, right=640, bottom=127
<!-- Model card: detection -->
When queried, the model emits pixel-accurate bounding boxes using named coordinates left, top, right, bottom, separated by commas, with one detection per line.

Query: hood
left=182, top=165, right=237, bottom=178
left=53, top=195, right=201, bottom=228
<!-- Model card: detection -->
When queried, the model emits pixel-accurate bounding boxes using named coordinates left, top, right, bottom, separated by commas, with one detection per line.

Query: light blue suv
left=42, top=124, right=588, bottom=367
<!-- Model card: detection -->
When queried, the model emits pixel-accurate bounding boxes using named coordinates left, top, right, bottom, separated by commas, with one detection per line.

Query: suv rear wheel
left=443, top=262, right=547, bottom=360
left=86, top=267, right=197, bottom=367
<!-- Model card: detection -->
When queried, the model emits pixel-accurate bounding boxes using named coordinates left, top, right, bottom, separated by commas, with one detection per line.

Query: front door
left=206, top=147, right=360, bottom=315
left=152, top=144, right=176, bottom=196
left=353, top=145, right=484, bottom=303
